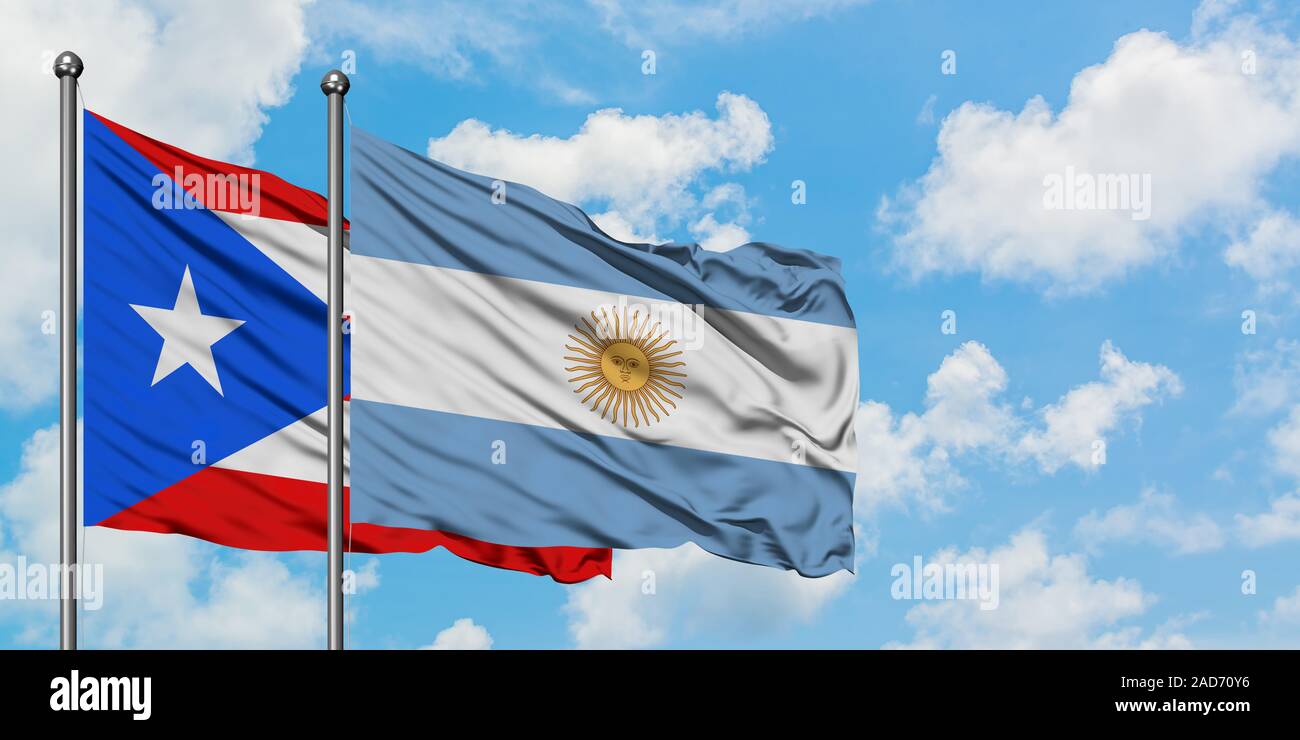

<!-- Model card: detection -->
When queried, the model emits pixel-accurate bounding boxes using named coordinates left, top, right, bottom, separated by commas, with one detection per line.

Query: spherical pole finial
left=320, top=69, right=350, bottom=96
left=53, top=51, right=83, bottom=79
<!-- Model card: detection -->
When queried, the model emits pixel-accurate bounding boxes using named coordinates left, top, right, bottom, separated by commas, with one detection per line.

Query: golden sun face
left=565, top=306, right=687, bottom=428
left=601, top=342, right=650, bottom=390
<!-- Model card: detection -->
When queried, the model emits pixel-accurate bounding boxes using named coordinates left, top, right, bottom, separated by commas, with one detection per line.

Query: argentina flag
left=349, top=129, right=858, bottom=577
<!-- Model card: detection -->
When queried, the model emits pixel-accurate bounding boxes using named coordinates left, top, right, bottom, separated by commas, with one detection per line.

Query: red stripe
left=89, top=110, right=348, bottom=229
left=95, top=466, right=611, bottom=584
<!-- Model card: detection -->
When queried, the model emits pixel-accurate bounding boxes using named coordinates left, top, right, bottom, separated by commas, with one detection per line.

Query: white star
left=130, top=266, right=245, bottom=396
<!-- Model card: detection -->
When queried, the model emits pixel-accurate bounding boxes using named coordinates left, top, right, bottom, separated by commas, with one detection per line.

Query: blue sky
left=4, top=0, right=1300, bottom=648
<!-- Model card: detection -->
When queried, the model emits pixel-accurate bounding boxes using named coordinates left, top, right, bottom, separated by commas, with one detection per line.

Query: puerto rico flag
left=82, top=111, right=610, bottom=583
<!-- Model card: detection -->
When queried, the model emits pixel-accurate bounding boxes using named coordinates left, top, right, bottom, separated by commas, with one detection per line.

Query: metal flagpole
left=54, top=51, right=83, bottom=652
left=321, top=69, right=350, bottom=651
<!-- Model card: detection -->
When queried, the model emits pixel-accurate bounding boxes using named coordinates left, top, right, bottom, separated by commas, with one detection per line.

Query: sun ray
left=569, top=330, right=604, bottom=355
left=643, top=338, right=677, bottom=359
left=565, top=337, right=601, bottom=352
left=634, top=392, right=656, bottom=424
left=645, top=382, right=680, bottom=406
left=584, top=383, right=613, bottom=406
left=600, top=386, right=617, bottom=419
left=571, top=378, right=605, bottom=394
left=633, top=318, right=658, bottom=345
left=599, top=307, right=617, bottom=341
left=630, top=312, right=650, bottom=344
left=648, top=349, right=683, bottom=361
left=582, top=317, right=613, bottom=348
left=647, top=377, right=684, bottom=396
left=584, top=313, right=609, bottom=341
left=646, top=393, right=669, bottom=418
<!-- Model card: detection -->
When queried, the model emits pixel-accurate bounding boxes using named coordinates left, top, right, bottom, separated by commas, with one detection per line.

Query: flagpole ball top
left=320, top=70, right=350, bottom=96
left=53, top=51, right=83, bottom=79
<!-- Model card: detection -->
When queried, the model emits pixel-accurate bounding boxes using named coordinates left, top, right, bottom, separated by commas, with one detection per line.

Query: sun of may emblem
left=565, top=306, right=687, bottom=428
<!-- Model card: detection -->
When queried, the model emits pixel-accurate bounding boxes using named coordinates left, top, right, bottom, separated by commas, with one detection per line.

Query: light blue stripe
left=351, top=128, right=856, bottom=328
left=350, top=400, right=855, bottom=577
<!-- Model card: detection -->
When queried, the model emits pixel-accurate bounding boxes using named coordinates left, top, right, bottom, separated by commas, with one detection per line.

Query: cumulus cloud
left=1236, top=492, right=1300, bottom=546
left=421, top=618, right=493, bottom=650
left=1016, top=341, right=1182, bottom=473
left=563, top=543, right=854, bottom=649
left=0, top=1, right=311, bottom=410
left=0, top=426, right=327, bottom=648
left=1231, top=339, right=1300, bottom=417
left=1225, top=210, right=1300, bottom=294
left=1259, top=585, right=1300, bottom=625
left=857, top=341, right=1180, bottom=514
left=688, top=183, right=753, bottom=251
left=1266, top=406, right=1300, bottom=480
left=854, top=342, right=1013, bottom=514
left=427, top=92, right=773, bottom=246
left=888, top=529, right=1181, bottom=649
left=1075, top=488, right=1225, bottom=555
left=879, top=6, right=1300, bottom=293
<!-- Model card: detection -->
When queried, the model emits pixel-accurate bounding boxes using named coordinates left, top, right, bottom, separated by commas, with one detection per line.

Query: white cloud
left=689, top=214, right=752, bottom=252
left=1231, top=339, right=1300, bottom=417
left=589, top=0, right=872, bottom=46
left=916, top=94, right=938, bottom=126
left=0, top=425, right=328, bottom=648
left=421, top=618, right=493, bottom=650
left=145, top=554, right=324, bottom=649
left=691, top=182, right=753, bottom=251
left=349, top=557, right=381, bottom=593
left=1267, top=406, right=1300, bottom=479
left=309, top=0, right=528, bottom=81
left=854, top=342, right=1013, bottom=515
left=1260, top=585, right=1300, bottom=625
left=857, top=341, right=1179, bottom=514
left=564, top=544, right=854, bottom=649
left=427, top=92, right=772, bottom=244
left=879, top=7, right=1300, bottom=293
left=0, top=1, right=311, bottom=409
left=588, top=211, right=662, bottom=245
left=1225, top=210, right=1300, bottom=293
left=888, top=529, right=1180, bottom=649
left=920, top=342, right=1017, bottom=451
left=1017, top=341, right=1182, bottom=473
left=538, top=76, right=599, bottom=106
left=1075, top=488, right=1225, bottom=555
left=1236, top=492, right=1300, bottom=546
left=854, top=400, right=963, bottom=515
left=1092, top=614, right=1199, bottom=650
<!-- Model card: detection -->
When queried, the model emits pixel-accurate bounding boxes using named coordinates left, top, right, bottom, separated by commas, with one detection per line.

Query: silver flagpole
left=321, top=69, right=349, bottom=651
left=54, top=51, right=83, bottom=652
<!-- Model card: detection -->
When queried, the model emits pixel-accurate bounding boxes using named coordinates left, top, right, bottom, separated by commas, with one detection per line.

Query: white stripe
left=212, top=212, right=350, bottom=484
left=212, top=405, right=349, bottom=484
left=216, top=212, right=349, bottom=303
left=352, top=256, right=858, bottom=472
